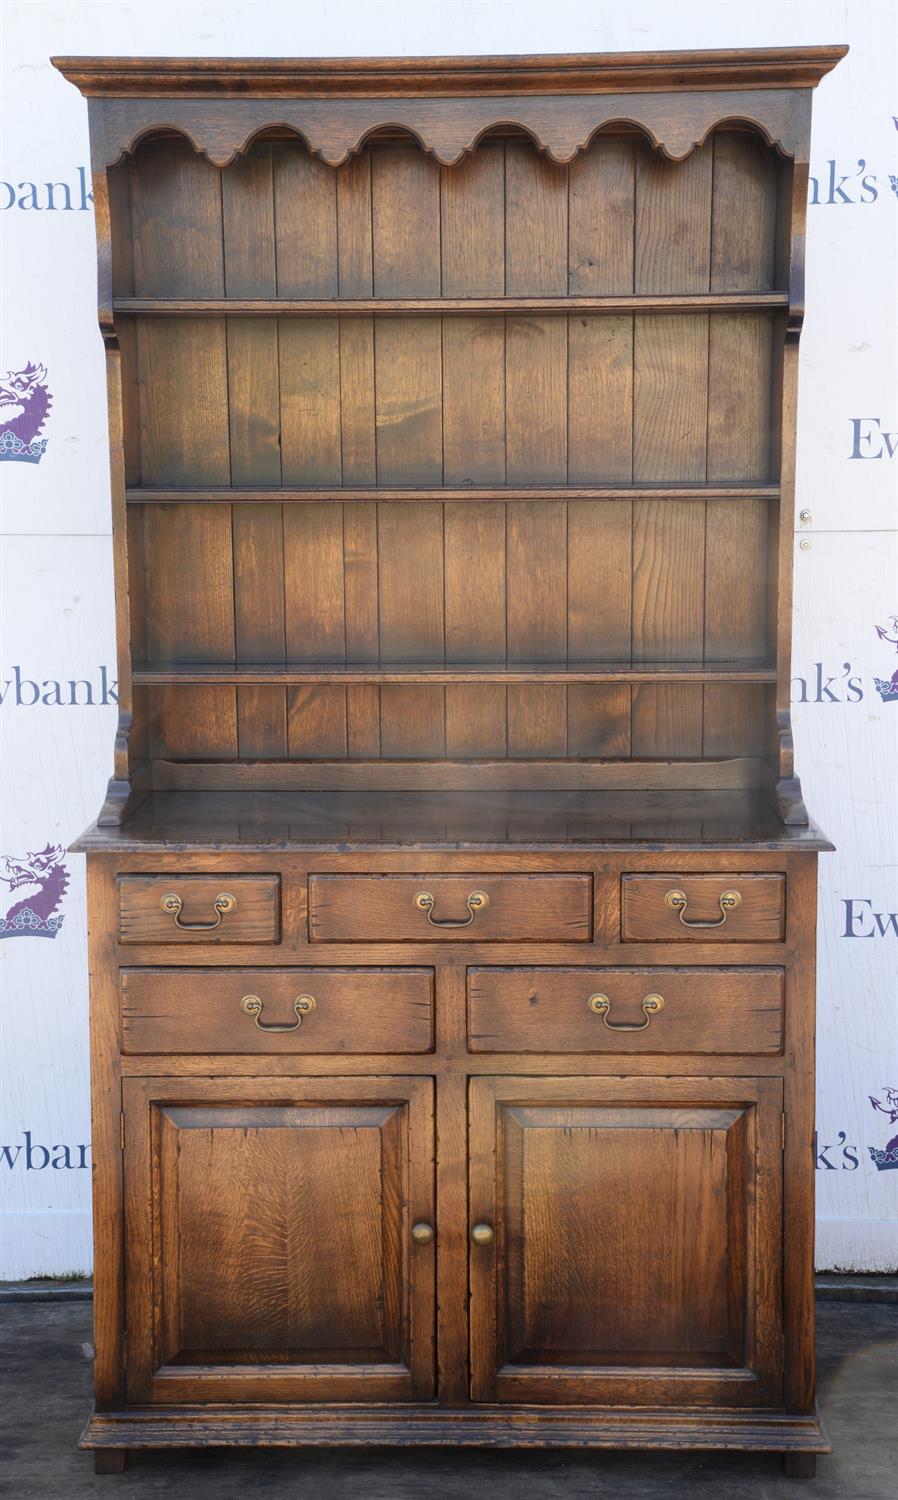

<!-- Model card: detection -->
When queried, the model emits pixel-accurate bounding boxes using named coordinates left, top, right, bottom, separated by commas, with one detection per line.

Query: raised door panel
left=123, top=1076, right=434, bottom=1404
left=469, top=1076, right=783, bottom=1407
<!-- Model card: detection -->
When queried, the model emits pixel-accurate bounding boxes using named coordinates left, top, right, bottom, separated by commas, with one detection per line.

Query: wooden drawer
left=118, top=874, right=280, bottom=944
left=121, top=968, right=434, bottom=1054
left=467, top=967, right=784, bottom=1054
left=620, top=873, right=785, bottom=943
left=308, top=874, right=593, bottom=943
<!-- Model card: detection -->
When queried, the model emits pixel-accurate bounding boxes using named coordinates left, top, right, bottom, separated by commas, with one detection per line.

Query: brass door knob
left=471, top=1223, right=495, bottom=1246
left=411, top=1221, right=435, bottom=1245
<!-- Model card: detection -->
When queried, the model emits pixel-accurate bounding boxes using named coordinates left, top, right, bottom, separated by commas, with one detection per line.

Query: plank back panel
left=122, top=130, right=780, bottom=773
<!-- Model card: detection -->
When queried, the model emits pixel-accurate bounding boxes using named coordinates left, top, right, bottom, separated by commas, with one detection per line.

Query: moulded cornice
left=51, top=48, right=849, bottom=97
left=51, top=49, right=847, bottom=169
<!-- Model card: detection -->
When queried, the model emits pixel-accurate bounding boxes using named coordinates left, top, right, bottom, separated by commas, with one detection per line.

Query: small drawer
left=467, top=967, right=784, bottom=1054
left=121, top=968, right=435, bottom=1054
left=620, top=874, right=785, bottom=943
left=308, top=873, right=593, bottom=943
left=118, top=874, right=281, bottom=944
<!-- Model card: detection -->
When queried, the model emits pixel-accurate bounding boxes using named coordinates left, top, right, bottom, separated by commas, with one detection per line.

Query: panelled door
left=469, top=1076, right=783, bottom=1406
left=122, top=1076, right=435, bottom=1404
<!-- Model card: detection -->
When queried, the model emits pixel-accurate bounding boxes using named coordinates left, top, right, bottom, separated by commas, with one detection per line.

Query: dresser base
left=81, top=1405, right=830, bottom=1455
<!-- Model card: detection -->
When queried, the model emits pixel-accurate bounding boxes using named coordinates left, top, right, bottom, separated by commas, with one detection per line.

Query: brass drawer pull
left=665, top=888, right=742, bottom=928
left=588, top=992, right=665, bottom=1031
left=160, top=891, right=236, bottom=930
left=241, top=993, right=316, bottom=1032
left=411, top=1222, right=435, bottom=1245
left=413, top=889, right=489, bottom=928
left=471, top=1222, right=495, bottom=1246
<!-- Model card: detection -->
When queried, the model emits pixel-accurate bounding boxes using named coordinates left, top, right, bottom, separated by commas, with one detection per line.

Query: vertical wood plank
left=284, top=505, right=346, bottom=756
left=442, top=321, right=505, bottom=484
left=633, top=314, right=709, bottom=482
left=222, top=147, right=276, bottom=294
left=109, top=164, right=140, bottom=487
left=283, top=506, right=347, bottom=654
left=632, top=500, right=705, bottom=756
left=506, top=503, right=566, bottom=756
left=441, top=145, right=505, bottom=295
left=505, top=143, right=568, bottom=754
left=435, top=1058, right=469, bottom=1405
left=222, top=144, right=287, bottom=756
left=374, top=320, right=442, bottom=483
left=274, top=147, right=338, bottom=296
left=137, top=320, right=231, bottom=485
left=568, top=501, right=631, bottom=661
left=505, top=316, right=567, bottom=484
left=337, top=150, right=376, bottom=511
left=378, top=505, right=443, bottom=660
left=279, top=320, right=343, bottom=486
left=377, top=504, right=444, bottom=755
left=566, top=138, right=630, bottom=492
left=568, top=317, right=633, bottom=484
left=711, top=134, right=778, bottom=292
left=507, top=687, right=566, bottom=758
left=379, top=686, right=446, bottom=759
left=567, top=499, right=632, bottom=757
left=507, top=503, right=566, bottom=662
left=505, top=143, right=567, bottom=295
left=703, top=133, right=779, bottom=757
left=444, top=506, right=506, bottom=663
left=632, top=501, right=705, bottom=663
left=232, top=506, right=287, bottom=757
left=143, top=506, right=234, bottom=665
left=337, top=151, right=374, bottom=296
left=117, top=318, right=141, bottom=487
left=372, top=146, right=441, bottom=296
left=340, top=320, right=376, bottom=486
left=505, top=141, right=568, bottom=482
left=444, top=506, right=508, bottom=756
left=631, top=314, right=708, bottom=757
left=634, top=141, right=713, bottom=293
left=130, top=139, right=224, bottom=296
left=569, top=138, right=636, bottom=295
left=344, top=502, right=380, bottom=756
left=630, top=684, right=701, bottom=758
left=372, top=143, right=444, bottom=752
left=441, top=143, right=507, bottom=751
left=631, top=139, right=713, bottom=759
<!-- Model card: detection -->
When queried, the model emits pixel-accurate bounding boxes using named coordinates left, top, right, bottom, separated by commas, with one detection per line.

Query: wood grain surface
left=467, top=967, right=784, bottom=1054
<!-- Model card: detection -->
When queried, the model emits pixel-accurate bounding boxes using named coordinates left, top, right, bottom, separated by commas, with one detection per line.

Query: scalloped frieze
left=89, top=89, right=811, bottom=170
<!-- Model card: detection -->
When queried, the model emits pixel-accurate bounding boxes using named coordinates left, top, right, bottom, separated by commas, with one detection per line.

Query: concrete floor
left=0, top=1300, right=895, bottom=1499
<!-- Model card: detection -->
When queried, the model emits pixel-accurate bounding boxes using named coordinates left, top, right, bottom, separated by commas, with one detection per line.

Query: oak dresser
left=54, top=46, right=845, bottom=1476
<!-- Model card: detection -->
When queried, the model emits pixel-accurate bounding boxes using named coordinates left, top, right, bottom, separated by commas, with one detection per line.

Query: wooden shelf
left=126, top=484, right=780, bottom=505
left=72, top=789, right=833, bottom=855
left=133, top=661, right=777, bottom=686
left=113, top=293, right=789, bottom=317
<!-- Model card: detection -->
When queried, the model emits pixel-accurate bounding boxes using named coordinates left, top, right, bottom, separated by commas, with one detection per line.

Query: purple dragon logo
left=0, top=845, right=68, bottom=939
left=873, top=616, right=898, bottom=705
left=868, top=1087, right=898, bottom=1172
left=0, top=361, right=52, bottom=464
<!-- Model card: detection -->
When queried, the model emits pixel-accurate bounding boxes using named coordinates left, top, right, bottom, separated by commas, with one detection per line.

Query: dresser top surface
left=71, top=791, right=832, bottom=854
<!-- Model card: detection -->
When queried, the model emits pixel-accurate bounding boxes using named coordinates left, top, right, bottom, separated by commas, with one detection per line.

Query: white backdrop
left=1, top=1, right=896, bottom=1278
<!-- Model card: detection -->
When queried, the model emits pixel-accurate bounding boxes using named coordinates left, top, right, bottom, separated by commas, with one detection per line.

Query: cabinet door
left=123, top=1076, right=434, bottom=1404
left=469, top=1076, right=783, bottom=1407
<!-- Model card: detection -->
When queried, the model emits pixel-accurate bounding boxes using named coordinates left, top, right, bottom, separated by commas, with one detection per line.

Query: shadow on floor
left=0, top=1300, right=895, bottom=1498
